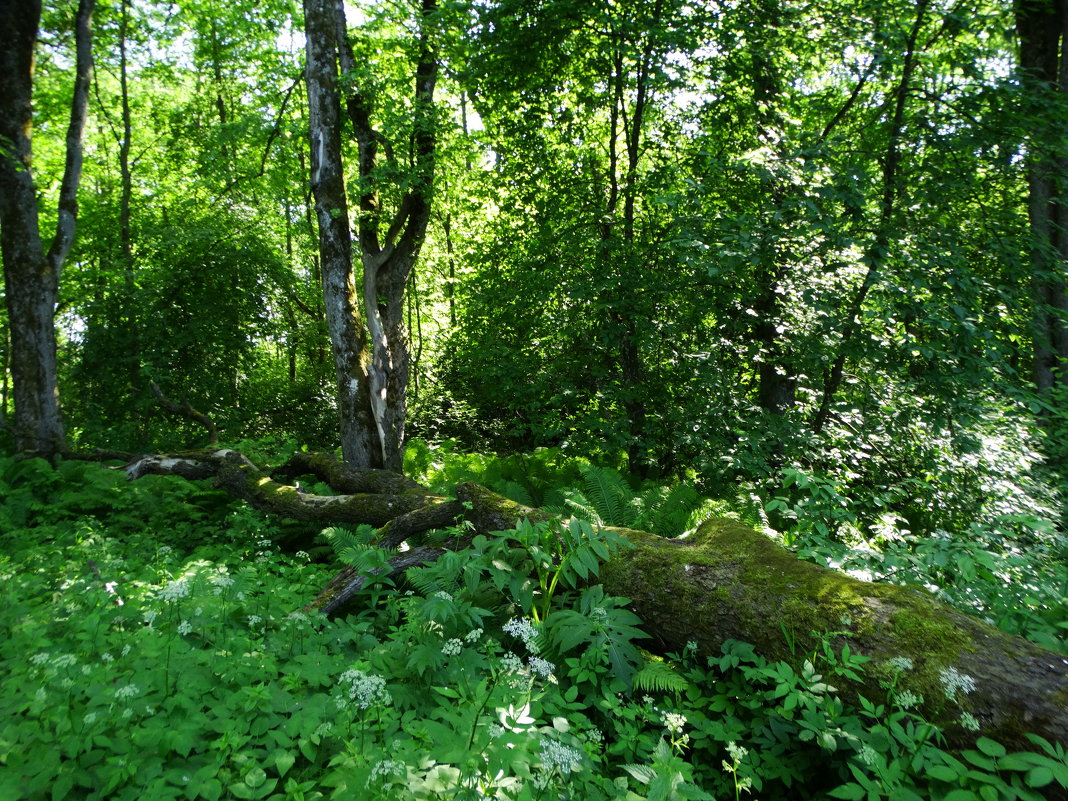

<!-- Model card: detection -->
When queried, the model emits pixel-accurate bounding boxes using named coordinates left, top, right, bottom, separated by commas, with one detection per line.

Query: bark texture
left=123, top=451, right=1068, bottom=756
left=302, top=0, right=379, bottom=468
left=302, top=0, right=439, bottom=471
left=0, top=0, right=95, bottom=457
left=1016, top=0, right=1068, bottom=395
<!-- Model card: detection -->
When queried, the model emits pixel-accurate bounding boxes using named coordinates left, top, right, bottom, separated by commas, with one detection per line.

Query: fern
left=632, top=659, right=690, bottom=694
left=581, top=464, right=635, bottom=526
left=562, top=491, right=603, bottom=526
left=322, top=524, right=378, bottom=566
left=494, top=480, right=534, bottom=507
left=649, top=483, right=701, bottom=537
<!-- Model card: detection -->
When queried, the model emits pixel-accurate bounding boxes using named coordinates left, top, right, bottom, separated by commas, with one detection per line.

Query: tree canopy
left=2, top=0, right=1068, bottom=798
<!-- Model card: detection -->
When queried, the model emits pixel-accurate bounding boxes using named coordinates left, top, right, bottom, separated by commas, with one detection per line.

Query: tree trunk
left=123, top=450, right=1068, bottom=756
left=812, top=0, right=929, bottom=434
left=302, top=0, right=379, bottom=467
left=0, top=0, right=95, bottom=458
left=301, top=0, right=438, bottom=470
left=1016, top=0, right=1068, bottom=395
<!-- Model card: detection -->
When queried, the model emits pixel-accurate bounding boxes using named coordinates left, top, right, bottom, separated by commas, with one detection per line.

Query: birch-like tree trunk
left=302, top=0, right=438, bottom=470
left=302, top=0, right=379, bottom=467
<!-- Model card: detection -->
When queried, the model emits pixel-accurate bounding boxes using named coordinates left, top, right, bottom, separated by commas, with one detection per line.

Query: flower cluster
left=662, top=711, right=687, bottom=735
left=503, top=617, right=539, bottom=653
left=539, top=738, right=583, bottom=774
left=114, top=683, right=140, bottom=701
left=887, top=656, right=914, bottom=673
left=527, top=655, right=556, bottom=679
left=368, top=759, right=405, bottom=784
left=159, top=577, right=190, bottom=603
left=337, top=668, right=391, bottom=710
left=895, top=690, right=922, bottom=710
left=938, top=666, right=976, bottom=701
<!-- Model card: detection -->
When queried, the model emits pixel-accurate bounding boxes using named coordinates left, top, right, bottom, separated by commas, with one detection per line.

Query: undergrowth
left=1, top=447, right=1066, bottom=800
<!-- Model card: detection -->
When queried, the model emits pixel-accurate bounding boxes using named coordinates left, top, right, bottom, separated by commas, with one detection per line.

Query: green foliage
left=2, top=445, right=1068, bottom=800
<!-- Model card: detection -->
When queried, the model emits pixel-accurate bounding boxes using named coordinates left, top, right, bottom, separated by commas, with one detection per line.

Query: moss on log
left=125, top=453, right=1068, bottom=754
left=598, top=518, right=1068, bottom=752
left=126, top=450, right=443, bottom=525
left=274, top=451, right=423, bottom=495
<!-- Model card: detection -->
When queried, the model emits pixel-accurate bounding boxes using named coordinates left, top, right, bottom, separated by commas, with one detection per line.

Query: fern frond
left=582, top=464, right=634, bottom=527
left=649, top=483, right=700, bottom=538
left=632, top=659, right=690, bottom=694
left=563, top=493, right=603, bottom=526
left=495, top=480, right=534, bottom=507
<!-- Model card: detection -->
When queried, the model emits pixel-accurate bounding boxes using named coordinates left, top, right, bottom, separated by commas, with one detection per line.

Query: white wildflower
left=528, top=656, right=555, bottom=679
left=210, top=571, right=234, bottom=589
left=247, top=615, right=262, bottom=627
left=51, top=654, right=77, bottom=669
left=121, top=644, right=131, bottom=657
left=887, top=656, right=914, bottom=672
left=662, top=712, right=687, bottom=735
left=960, top=712, right=980, bottom=732
left=500, top=652, right=524, bottom=674
left=858, top=745, right=878, bottom=766
left=432, top=590, right=454, bottom=602
left=442, top=638, right=463, bottom=657
left=726, top=742, right=748, bottom=763
left=100, top=652, right=114, bottom=664
left=939, top=667, right=976, bottom=701
left=30, top=653, right=49, bottom=666
left=159, top=577, right=190, bottom=603
left=465, top=628, right=483, bottom=643
left=368, top=759, right=405, bottom=784
left=143, top=609, right=158, bottom=626
left=114, top=684, right=140, bottom=701
left=337, top=668, right=391, bottom=710
left=178, top=620, right=192, bottom=636
left=487, top=724, right=505, bottom=739
left=896, top=690, right=922, bottom=710
left=540, top=739, right=583, bottom=774
left=503, top=617, right=539, bottom=652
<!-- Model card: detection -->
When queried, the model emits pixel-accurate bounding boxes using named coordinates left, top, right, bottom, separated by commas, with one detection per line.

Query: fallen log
left=123, top=451, right=1068, bottom=755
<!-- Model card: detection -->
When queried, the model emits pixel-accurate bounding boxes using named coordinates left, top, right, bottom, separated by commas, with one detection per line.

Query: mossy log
left=125, top=450, right=446, bottom=526
left=125, top=453, right=1068, bottom=755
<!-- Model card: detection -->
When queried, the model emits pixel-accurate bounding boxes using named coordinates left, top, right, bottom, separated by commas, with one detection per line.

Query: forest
left=2, top=0, right=1068, bottom=799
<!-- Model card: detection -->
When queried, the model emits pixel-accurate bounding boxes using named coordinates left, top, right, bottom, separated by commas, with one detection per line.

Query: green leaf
left=272, top=750, right=296, bottom=778
left=976, top=738, right=1007, bottom=758
left=925, top=765, right=960, bottom=783
left=828, top=783, right=865, bottom=799
left=1026, top=766, right=1054, bottom=788
left=51, top=773, right=73, bottom=801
